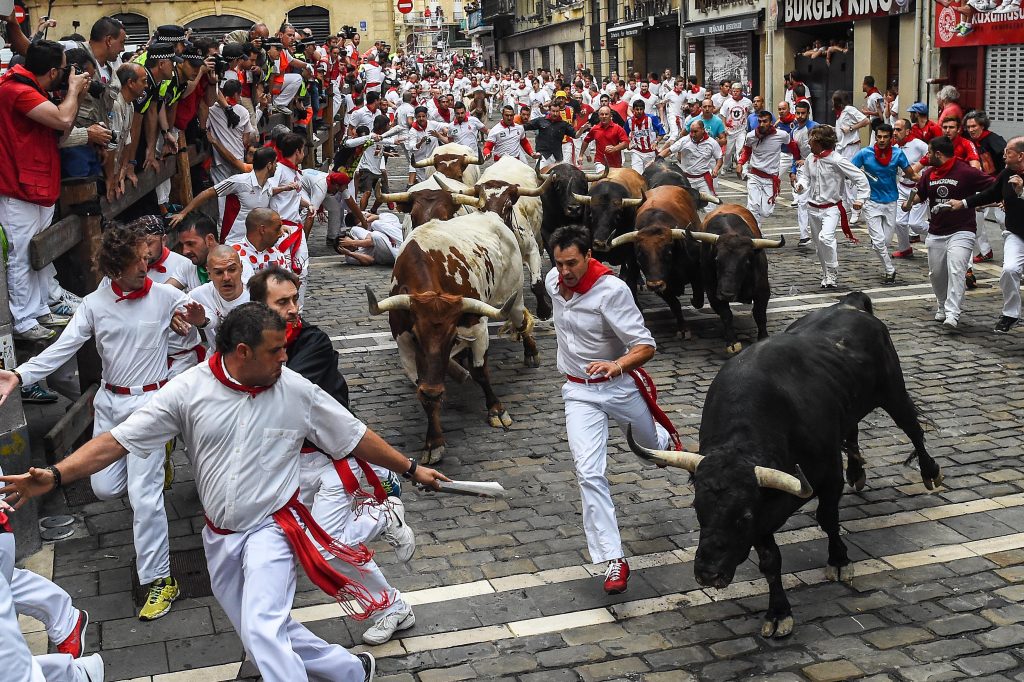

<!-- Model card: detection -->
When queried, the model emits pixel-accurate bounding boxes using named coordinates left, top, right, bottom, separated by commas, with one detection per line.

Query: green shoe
left=163, top=440, right=175, bottom=490
left=139, top=577, right=179, bottom=621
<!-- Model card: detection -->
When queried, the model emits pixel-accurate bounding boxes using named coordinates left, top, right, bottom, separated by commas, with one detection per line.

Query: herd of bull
left=364, top=146, right=947, bottom=637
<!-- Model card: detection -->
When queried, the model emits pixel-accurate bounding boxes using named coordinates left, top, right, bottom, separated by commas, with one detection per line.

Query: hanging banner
left=935, top=1, right=1024, bottom=47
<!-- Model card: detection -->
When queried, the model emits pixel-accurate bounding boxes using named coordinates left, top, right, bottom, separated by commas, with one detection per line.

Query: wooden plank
left=100, top=152, right=179, bottom=220
left=42, top=384, right=98, bottom=465
left=29, top=215, right=81, bottom=271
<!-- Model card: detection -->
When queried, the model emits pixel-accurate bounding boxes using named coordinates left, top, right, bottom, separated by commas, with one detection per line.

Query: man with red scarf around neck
left=249, top=266, right=418, bottom=646
left=904, top=136, right=995, bottom=328
left=0, top=224, right=206, bottom=622
left=0, top=303, right=450, bottom=682
left=661, top=119, right=722, bottom=215
left=852, top=123, right=919, bottom=285
left=546, top=226, right=679, bottom=596
left=270, top=132, right=312, bottom=305
left=795, top=125, right=870, bottom=289
left=737, top=111, right=798, bottom=228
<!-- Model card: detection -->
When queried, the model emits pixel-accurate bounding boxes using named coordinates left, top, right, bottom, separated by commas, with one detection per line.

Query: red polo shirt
left=584, top=122, right=628, bottom=167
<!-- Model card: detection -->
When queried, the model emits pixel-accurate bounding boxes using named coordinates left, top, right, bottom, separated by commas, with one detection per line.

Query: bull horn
left=461, top=292, right=518, bottom=320
left=412, top=157, right=435, bottom=168
left=584, top=166, right=609, bottom=182
left=610, top=231, right=639, bottom=248
left=685, top=230, right=720, bottom=245
left=700, top=192, right=722, bottom=205
left=670, top=229, right=689, bottom=241
left=516, top=175, right=552, bottom=197
left=534, top=159, right=551, bottom=182
left=365, top=286, right=411, bottom=315
left=627, top=426, right=704, bottom=472
left=462, top=154, right=481, bottom=165
left=621, top=197, right=644, bottom=208
left=374, top=185, right=412, bottom=204
left=452, top=193, right=483, bottom=208
left=754, top=464, right=814, bottom=498
left=751, top=235, right=786, bottom=249
left=572, top=192, right=592, bottom=205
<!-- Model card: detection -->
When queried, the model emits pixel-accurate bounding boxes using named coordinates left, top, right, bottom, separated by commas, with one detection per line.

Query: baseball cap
left=555, top=90, right=567, bottom=98
left=908, top=102, right=928, bottom=115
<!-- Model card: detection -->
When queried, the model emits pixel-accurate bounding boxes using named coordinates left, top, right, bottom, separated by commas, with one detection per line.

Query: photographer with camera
left=57, top=47, right=112, bottom=178
left=207, top=79, right=255, bottom=184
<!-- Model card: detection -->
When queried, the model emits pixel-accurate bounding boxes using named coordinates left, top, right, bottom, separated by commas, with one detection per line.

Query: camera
left=340, top=25, right=358, bottom=40
left=87, top=79, right=105, bottom=99
left=211, top=54, right=230, bottom=77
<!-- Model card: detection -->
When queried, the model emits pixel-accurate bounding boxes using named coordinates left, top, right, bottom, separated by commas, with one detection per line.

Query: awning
left=466, top=24, right=494, bottom=35
left=608, top=16, right=654, bottom=37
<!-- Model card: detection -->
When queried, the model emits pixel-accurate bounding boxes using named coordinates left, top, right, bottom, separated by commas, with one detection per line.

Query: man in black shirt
left=524, top=103, right=586, bottom=166
left=965, top=110, right=1007, bottom=264
left=954, top=136, right=1024, bottom=333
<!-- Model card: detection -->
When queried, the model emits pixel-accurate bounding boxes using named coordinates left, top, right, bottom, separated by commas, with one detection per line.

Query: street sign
left=359, top=20, right=367, bottom=30
left=13, top=5, right=26, bottom=23
left=397, top=0, right=412, bottom=13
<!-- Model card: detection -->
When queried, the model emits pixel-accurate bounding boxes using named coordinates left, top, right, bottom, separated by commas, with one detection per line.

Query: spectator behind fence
left=105, top=62, right=148, bottom=201
left=0, top=40, right=90, bottom=342
left=59, top=47, right=112, bottom=177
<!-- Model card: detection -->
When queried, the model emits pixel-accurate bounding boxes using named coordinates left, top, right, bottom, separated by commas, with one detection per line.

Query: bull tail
left=839, top=291, right=873, bottom=315
left=499, top=308, right=535, bottom=340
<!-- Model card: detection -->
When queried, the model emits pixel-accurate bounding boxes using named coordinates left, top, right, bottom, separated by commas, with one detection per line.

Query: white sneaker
left=935, top=310, right=948, bottom=322
left=361, top=604, right=416, bottom=645
left=382, top=498, right=416, bottom=563
left=75, top=653, right=104, bottom=682
left=993, top=0, right=1020, bottom=12
left=943, top=316, right=958, bottom=328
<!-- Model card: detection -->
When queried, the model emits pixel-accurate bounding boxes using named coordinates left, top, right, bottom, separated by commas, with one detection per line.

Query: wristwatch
left=402, top=458, right=418, bottom=480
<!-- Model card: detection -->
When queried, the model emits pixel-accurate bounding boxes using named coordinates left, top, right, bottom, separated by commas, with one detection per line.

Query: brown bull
left=376, top=185, right=479, bottom=229
left=609, top=186, right=705, bottom=338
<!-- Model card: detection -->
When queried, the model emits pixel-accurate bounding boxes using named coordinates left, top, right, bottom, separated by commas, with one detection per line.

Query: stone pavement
left=13, top=160, right=1024, bottom=682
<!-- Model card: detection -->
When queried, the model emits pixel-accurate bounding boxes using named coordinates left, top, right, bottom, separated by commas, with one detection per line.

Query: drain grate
left=131, top=547, right=213, bottom=606
left=62, top=479, right=99, bottom=508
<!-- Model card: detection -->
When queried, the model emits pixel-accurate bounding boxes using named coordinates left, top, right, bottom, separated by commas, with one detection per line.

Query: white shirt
left=169, top=258, right=205, bottom=292
left=720, top=96, right=753, bottom=135
left=207, top=103, right=254, bottom=168
left=545, top=268, right=656, bottom=378
left=229, top=238, right=288, bottom=271
left=271, top=163, right=303, bottom=223
left=896, top=138, right=929, bottom=185
left=836, top=106, right=867, bottom=151
left=529, top=89, right=550, bottom=119
left=711, top=92, right=727, bottom=110
left=742, top=129, right=793, bottom=176
left=864, top=91, right=884, bottom=119
left=190, top=283, right=250, bottom=351
left=345, top=106, right=378, bottom=131
left=406, top=121, right=448, bottom=160
left=384, top=88, right=402, bottom=108
left=214, top=171, right=276, bottom=244
left=630, top=91, right=658, bottom=116
left=149, top=249, right=192, bottom=287
left=661, top=90, right=687, bottom=121
left=394, top=102, right=415, bottom=130
left=486, top=121, right=530, bottom=162
left=17, top=282, right=186, bottom=388
left=797, top=152, right=870, bottom=206
left=670, top=134, right=723, bottom=175
left=449, top=116, right=486, bottom=148
left=109, top=362, right=367, bottom=532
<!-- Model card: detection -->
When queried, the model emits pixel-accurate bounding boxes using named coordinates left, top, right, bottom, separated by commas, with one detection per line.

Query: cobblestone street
left=16, top=167, right=1024, bottom=682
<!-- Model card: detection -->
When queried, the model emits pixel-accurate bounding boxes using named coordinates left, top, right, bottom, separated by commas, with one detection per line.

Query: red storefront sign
left=781, top=0, right=913, bottom=26
left=935, top=1, right=1024, bottom=47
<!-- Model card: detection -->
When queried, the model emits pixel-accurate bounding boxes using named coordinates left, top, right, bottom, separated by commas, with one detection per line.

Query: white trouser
left=794, top=186, right=810, bottom=239
left=839, top=145, right=861, bottom=219
left=10, top=568, right=79, bottom=644
left=562, top=376, right=670, bottom=564
left=324, top=192, right=344, bottom=241
left=809, top=204, right=842, bottom=272
left=895, top=183, right=928, bottom=250
left=723, top=131, right=744, bottom=170
left=686, top=174, right=716, bottom=216
left=274, top=73, right=304, bottom=108
left=1, top=197, right=55, bottom=333
left=629, top=150, right=655, bottom=174
left=746, top=174, right=776, bottom=226
left=1001, top=232, right=1024, bottom=319
left=561, top=141, right=576, bottom=165
left=975, top=206, right=1004, bottom=255
left=863, top=200, right=897, bottom=275
left=297, top=454, right=404, bottom=618
left=203, top=519, right=365, bottom=682
left=1, top=534, right=94, bottom=682
left=926, top=231, right=975, bottom=321
left=667, top=115, right=682, bottom=140
left=91, top=388, right=170, bottom=585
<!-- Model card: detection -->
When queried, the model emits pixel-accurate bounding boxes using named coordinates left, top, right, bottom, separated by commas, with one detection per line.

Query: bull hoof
left=488, top=410, right=513, bottom=429
left=680, top=328, right=693, bottom=341
left=524, top=353, right=540, bottom=368
left=923, top=472, right=945, bottom=490
left=725, top=342, right=743, bottom=355
left=825, top=564, right=854, bottom=582
left=535, top=304, right=552, bottom=321
left=846, top=470, right=866, bottom=491
left=760, top=615, right=795, bottom=639
left=422, top=445, right=445, bottom=465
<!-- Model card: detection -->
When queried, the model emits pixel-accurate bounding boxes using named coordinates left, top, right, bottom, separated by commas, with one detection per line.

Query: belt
left=900, top=181, right=917, bottom=188
left=809, top=201, right=838, bottom=209
left=566, top=373, right=611, bottom=385
left=104, top=379, right=168, bottom=395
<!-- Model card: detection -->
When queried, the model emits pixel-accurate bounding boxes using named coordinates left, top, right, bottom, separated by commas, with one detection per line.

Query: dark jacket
left=286, top=320, right=350, bottom=409
left=523, top=115, right=579, bottom=159
left=965, top=166, right=1024, bottom=239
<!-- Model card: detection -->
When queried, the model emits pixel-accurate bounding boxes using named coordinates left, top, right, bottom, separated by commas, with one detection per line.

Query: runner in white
left=789, top=101, right=818, bottom=247
left=406, top=107, right=451, bottom=183
left=483, top=106, right=536, bottom=163
left=737, top=111, right=796, bottom=227
left=719, top=84, right=752, bottom=174
left=834, top=90, right=871, bottom=223
left=892, top=118, right=931, bottom=258
left=270, top=133, right=311, bottom=302
left=662, top=119, right=723, bottom=214
left=189, top=245, right=251, bottom=352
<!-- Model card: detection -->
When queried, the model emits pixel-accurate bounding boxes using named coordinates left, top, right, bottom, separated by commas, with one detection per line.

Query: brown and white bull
left=687, top=205, right=784, bottom=354
left=438, top=156, right=553, bottom=319
left=609, top=185, right=706, bottom=338
left=376, top=175, right=478, bottom=235
left=366, top=211, right=539, bottom=464
left=411, top=142, right=483, bottom=186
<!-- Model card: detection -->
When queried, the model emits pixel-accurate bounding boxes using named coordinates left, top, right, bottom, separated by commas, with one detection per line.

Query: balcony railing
left=481, top=0, right=516, bottom=19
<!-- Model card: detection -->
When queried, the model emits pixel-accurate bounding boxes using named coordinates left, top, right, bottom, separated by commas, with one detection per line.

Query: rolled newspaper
left=426, top=480, right=508, bottom=498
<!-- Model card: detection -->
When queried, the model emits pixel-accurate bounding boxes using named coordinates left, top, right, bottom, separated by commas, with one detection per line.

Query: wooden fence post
left=59, top=179, right=103, bottom=391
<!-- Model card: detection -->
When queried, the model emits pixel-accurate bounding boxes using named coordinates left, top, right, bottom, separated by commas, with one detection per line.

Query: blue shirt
left=851, top=146, right=910, bottom=203
left=684, top=114, right=726, bottom=139
left=748, top=111, right=775, bottom=132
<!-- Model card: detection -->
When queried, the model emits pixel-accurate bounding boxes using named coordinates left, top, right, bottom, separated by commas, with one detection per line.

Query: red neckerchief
left=112, top=277, right=153, bottom=302
left=814, top=150, right=833, bottom=160
left=226, top=96, right=239, bottom=106
left=560, top=258, right=613, bottom=295
left=778, top=112, right=796, bottom=125
left=149, top=247, right=171, bottom=273
left=930, top=157, right=957, bottom=179
left=755, top=125, right=778, bottom=139
left=865, top=86, right=880, bottom=97
left=692, top=132, right=708, bottom=144
left=976, top=130, right=991, bottom=142
left=632, top=114, right=647, bottom=128
left=285, top=318, right=303, bottom=347
left=208, top=352, right=272, bottom=398
left=277, top=154, right=300, bottom=171
left=874, top=144, right=893, bottom=166
left=640, top=91, right=651, bottom=99
left=690, top=86, right=700, bottom=94
left=413, top=121, right=427, bottom=131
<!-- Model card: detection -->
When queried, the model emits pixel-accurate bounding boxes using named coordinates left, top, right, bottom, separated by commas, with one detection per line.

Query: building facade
left=491, top=0, right=584, bottom=75
left=683, top=0, right=764, bottom=98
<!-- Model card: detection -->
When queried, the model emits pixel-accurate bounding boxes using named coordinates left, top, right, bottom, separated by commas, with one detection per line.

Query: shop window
left=985, top=46, right=1024, bottom=138
left=110, top=13, right=150, bottom=46
left=287, top=6, right=331, bottom=45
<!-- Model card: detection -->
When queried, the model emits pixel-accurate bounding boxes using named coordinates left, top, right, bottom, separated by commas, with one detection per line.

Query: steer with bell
left=366, top=212, right=539, bottom=464
left=629, top=292, right=943, bottom=639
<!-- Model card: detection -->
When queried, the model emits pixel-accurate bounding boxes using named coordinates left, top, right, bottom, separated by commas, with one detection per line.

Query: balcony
left=481, top=0, right=516, bottom=19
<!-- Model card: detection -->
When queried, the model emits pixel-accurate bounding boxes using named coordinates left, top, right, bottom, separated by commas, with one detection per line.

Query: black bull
left=629, top=292, right=943, bottom=639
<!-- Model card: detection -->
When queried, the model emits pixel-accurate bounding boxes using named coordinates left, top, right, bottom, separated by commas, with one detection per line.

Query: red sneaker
left=603, top=559, right=630, bottom=595
left=973, top=250, right=993, bottom=263
left=56, top=610, right=88, bottom=658
left=892, top=248, right=914, bottom=259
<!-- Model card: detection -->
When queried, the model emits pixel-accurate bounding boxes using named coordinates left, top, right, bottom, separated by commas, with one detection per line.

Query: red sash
left=334, top=457, right=387, bottom=504
left=684, top=172, right=717, bottom=196
left=278, top=220, right=305, bottom=274
left=749, top=167, right=781, bottom=204
left=629, top=368, right=682, bottom=451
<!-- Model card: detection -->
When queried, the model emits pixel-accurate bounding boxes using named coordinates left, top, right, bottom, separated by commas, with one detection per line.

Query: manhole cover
left=39, top=515, right=75, bottom=529
left=131, top=547, right=212, bottom=606
left=62, top=480, right=99, bottom=507
left=40, top=526, right=75, bottom=541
